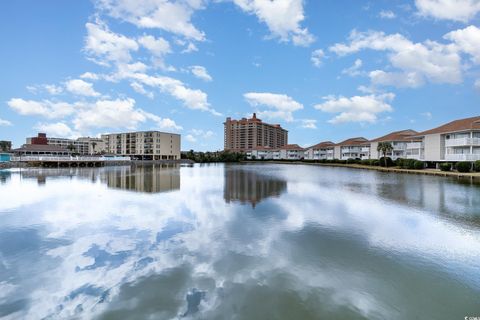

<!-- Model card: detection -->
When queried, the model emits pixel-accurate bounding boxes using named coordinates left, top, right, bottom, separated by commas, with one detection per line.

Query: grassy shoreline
left=244, top=160, right=480, bottom=181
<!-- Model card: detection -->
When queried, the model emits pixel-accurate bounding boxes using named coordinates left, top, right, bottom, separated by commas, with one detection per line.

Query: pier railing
left=10, top=156, right=131, bottom=162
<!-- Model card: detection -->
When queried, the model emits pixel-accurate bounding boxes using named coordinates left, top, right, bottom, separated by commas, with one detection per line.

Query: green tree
left=0, top=141, right=9, bottom=152
left=377, top=142, right=393, bottom=167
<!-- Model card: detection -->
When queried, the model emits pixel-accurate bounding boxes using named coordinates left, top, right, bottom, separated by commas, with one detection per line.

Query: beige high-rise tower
left=224, top=113, right=288, bottom=152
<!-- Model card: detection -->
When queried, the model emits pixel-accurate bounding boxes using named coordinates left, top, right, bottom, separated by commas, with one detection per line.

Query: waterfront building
left=224, top=113, right=288, bottom=152
left=334, top=137, right=370, bottom=160
left=246, top=146, right=280, bottom=160
left=279, top=144, right=305, bottom=160
left=246, top=144, right=304, bottom=160
left=26, top=133, right=103, bottom=155
left=11, top=144, right=72, bottom=156
left=101, top=131, right=181, bottom=160
left=369, top=130, right=420, bottom=160
left=304, top=141, right=335, bottom=160
left=410, top=116, right=480, bottom=162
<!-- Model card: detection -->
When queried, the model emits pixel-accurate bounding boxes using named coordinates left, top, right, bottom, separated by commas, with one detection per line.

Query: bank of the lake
left=245, top=160, right=480, bottom=181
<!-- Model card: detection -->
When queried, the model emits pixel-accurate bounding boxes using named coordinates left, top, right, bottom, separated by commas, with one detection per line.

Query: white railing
left=445, top=137, right=480, bottom=147
left=392, top=144, right=406, bottom=151
left=11, top=156, right=131, bottom=162
left=445, top=154, right=480, bottom=161
left=406, top=142, right=422, bottom=149
left=361, top=147, right=370, bottom=152
left=406, top=154, right=423, bottom=160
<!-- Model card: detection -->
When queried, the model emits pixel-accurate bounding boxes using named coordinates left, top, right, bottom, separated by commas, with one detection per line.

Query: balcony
left=445, top=137, right=480, bottom=147
left=445, top=154, right=480, bottom=161
left=406, top=142, right=422, bottom=150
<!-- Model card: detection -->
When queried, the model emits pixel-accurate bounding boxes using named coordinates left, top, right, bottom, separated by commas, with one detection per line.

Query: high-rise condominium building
left=101, top=131, right=181, bottom=160
left=224, top=113, right=288, bottom=152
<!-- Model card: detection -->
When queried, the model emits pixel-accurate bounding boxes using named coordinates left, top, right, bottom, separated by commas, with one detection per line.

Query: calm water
left=0, top=163, right=479, bottom=319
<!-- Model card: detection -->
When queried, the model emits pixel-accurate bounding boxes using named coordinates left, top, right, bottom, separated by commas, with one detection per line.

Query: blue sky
left=1, top=0, right=479, bottom=150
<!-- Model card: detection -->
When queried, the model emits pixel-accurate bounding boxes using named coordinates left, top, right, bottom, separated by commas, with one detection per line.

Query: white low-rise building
left=304, top=141, right=335, bottom=160
left=369, top=129, right=420, bottom=160
left=247, top=144, right=304, bottom=160
left=412, top=116, right=480, bottom=162
left=335, top=137, right=370, bottom=160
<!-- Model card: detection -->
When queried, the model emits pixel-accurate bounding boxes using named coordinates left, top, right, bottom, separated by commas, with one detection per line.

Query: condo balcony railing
left=445, top=154, right=480, bottom=161
left=392, top=144, right=406, bottom=151
left=445, top=137, right=480, bottom=147
left=406, top=154, right=424, bottom=160
left=406, top=142, right=423, bottom=150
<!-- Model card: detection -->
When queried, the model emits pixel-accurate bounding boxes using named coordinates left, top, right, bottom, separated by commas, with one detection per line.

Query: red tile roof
left=335, top=137, right=369, bottom=146
left=281, top=144, right=304, bottom=151
left=415, top=116, right=480, bottom=136
left=308, top=141, right=335, bottom=149
left=370, top=129, right=420, bottom=142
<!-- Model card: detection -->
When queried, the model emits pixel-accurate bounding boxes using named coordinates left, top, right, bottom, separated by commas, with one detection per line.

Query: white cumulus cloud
left=244, top=92, right=303, bottom=122
left=66, top=79, right=101, bottom=97
left=84, top=20, right=139, bottom=66
left=94, top=0, right=206, bottom=41
left=233, top=0, right=314, bottom=46
left=190, top=65, right=212, bottom=81
left=0, top=118, right=12, bottom=126
left=311, top=49, right=325, bottom=67
left=415, top=0, right=480, bottom=22
left=314, top=93, right=394, bottom=124
left=34, top=122, right=79, bottom=138
left=330, top=29, right=462, bottom=88
left=7, top=98, right=75, bottom=119
left=301, top=119, right=317, bottom=129
left=379, top=10, right=396, bottom=19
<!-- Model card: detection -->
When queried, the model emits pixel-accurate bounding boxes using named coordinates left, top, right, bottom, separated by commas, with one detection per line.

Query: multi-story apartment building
left=369, top=130, right=420, bottom=160
left=409, top=116, right=480, bottom=162
left=246, top=144, right=304, bottom=160
left=224, top=113, right=288, bottom=152
left=334, top=137, right=370, bottom=160
left=101, top=131, right=181, bottom=160
left=304, top=141, right=335, bottom=160
left=26, top=133, right=103, bottom=155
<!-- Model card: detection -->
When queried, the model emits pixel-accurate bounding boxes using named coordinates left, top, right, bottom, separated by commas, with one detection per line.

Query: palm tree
left=377, top=142, right=393, bottom=167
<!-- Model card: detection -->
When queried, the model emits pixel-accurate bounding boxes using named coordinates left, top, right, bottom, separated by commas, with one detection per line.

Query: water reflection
left=102, top=165, right=180, bottom=193
left=0, top=163, right=479, bottom=319
left=223, top=165, right=287, bottom=207
left=9, top=164, right=181, bottom=193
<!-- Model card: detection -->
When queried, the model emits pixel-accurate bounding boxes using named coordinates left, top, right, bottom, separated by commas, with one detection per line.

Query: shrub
left=456, top=161, right=472, bottom=173
left=474, top=160, right=480, bottom=172
left=371, top=160, right=380, bottom=166
left=360, top=159, right=371, bottom=166
left=439, top=162, right=452, bottom=172
left=379, top=157, right=394, bottom=167
left=400, top=159, right=416, bottom=169
left=395, top=158, right=406, bottom=168
left=413, top=160, right=424, bottom=170
left=346, top=158, right=356, bottom=164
